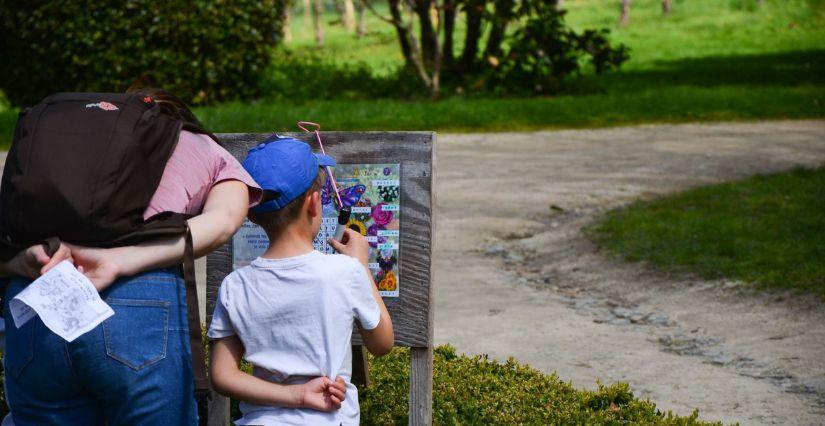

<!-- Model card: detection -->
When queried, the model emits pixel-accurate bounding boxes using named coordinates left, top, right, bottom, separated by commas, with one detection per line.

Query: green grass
left=1, top=0, right=824, bottom=149
left=588, top=166, right=825, bottom=296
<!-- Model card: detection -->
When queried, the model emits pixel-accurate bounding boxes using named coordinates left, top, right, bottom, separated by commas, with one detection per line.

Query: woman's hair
left=125, top=86, right=208, bottom=134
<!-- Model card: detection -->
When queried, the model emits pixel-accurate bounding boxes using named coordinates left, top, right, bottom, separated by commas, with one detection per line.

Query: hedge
left=0, top=0, right=286, bottom=107
left=359, top=345, right=719, bottom=425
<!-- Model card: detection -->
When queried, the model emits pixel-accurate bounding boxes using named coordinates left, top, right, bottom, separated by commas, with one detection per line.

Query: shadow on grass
left=587, top=49, right=825, bottom=91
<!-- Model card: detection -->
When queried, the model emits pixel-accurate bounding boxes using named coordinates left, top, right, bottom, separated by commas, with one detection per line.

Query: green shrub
left=360, top=345, right=717, bottom=425
left=0, top=0, right=286, bottom=107
left=487, top=1, right=629, bottom=95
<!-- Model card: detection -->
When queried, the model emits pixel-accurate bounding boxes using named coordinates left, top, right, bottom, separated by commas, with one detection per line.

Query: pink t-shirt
left=144, top=131, right=262, bottom=220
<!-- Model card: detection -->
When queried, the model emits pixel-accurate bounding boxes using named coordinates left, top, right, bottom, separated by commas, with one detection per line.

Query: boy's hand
left=299, top=376, right=347, bottom=412
left=328, top=229, right=369, bottom=267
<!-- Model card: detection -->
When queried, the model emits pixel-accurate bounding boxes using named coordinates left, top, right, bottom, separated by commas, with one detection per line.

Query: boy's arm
left=329, top=229, right=394, bottom=356
left=358, top=270, right=395, bottom=356
left=210, top=335, right=348, bottom=411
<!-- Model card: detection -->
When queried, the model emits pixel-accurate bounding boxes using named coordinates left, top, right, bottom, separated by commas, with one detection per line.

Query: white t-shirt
left=207, top=250, right=381, bottom=426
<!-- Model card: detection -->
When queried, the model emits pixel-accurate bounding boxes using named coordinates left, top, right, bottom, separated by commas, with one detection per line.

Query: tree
left=313, top=0, right=325, bottom=46
left=342, top=0, right=356, bottom=32
left=355, top=0, right=368, bottom=37
left=367, top=0, right=628, bottom=98
left=620, top=0, right=631, bottom=26
left=662, top=0, right=672, bottom=15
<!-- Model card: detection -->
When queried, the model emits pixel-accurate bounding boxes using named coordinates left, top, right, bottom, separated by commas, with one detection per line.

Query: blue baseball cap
left=243, top=136, right=335, bottom=212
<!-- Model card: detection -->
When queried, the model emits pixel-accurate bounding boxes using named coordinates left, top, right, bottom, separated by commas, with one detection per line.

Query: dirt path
left=433, top=120, right=825, bottom=425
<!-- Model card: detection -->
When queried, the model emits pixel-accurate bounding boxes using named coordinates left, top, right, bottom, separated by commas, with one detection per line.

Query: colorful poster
left=232, top=163, right=401, bottom=297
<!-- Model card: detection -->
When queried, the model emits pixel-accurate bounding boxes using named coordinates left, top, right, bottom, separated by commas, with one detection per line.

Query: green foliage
left=488, top=2, right=629, bottom=94
left=359, top=345, right=717, bottom=425
left=0, top=0, right=286, bottom=107
left=588, top=166, right=825, bottom=296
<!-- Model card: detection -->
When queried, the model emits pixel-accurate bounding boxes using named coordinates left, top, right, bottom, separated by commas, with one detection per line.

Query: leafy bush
left=0, top=0, right=286, bottom=107
left=360, top=345, right=717, bottom=425
left=485, top=2, right=630, bottom=95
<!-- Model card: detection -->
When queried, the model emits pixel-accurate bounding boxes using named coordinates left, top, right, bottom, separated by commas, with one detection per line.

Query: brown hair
left=125, top=85, right=208, bottom=135
left=249, top=169, right=328, bottom=234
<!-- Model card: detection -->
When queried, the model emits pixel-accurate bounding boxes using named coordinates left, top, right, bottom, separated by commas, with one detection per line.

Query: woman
left=0, top=88, right=257, bottom=424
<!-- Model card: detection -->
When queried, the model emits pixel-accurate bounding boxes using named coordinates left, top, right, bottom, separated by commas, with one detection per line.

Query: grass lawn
left=588, top=166, right=825, bottom=296
left=1, top=0, right=824, bottom=148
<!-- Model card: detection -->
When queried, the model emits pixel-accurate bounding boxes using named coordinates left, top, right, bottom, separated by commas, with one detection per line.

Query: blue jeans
left=2, top=268, right=198, bottom=425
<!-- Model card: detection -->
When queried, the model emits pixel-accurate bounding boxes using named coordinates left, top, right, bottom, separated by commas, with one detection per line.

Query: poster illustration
left=233, top=163, right=401, bottom=297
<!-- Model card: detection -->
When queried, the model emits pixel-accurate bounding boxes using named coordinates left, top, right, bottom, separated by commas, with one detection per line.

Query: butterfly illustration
left=321, top=179, right=366, bottom=208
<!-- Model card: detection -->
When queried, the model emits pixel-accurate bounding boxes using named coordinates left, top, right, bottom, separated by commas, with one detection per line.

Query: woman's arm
left=68, top=180, right=250, bottom=290
left=210, top=334, right=346, bottom=411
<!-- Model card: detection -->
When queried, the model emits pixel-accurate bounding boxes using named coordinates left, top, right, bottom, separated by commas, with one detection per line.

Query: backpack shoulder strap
left=183, top=224, right=210, bottom=392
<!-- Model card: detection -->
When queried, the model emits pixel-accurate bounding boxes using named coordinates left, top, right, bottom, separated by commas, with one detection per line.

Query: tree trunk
left=414, top=0, right=439, bottom=67
left=283, top=9, right=293, bottom=42
left=460, top=0, right=484, bottom=71
left=619, top=0, right=631, bottom=26
left=356, top=0, right=367, bottom=37
left=313, top=0, right=325, bottom=47
left=303, top=0, right=312, bottom=27
left=442, top=0, right=457, bottom=68
left=343, top=0, right=356, bottom=32
left=389, top=0, right=414, bottom=67
left=556, top=0, right=564, bottom=11
left=484, top=0, right=515, bottom=60
left=662, top=0, right=672, bottom=15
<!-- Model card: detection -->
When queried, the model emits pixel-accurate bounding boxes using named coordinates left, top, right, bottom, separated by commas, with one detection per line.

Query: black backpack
left=0, top=92, right=209, bottom=391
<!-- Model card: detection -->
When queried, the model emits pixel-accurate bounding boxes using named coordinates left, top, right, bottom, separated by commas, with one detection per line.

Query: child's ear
left=306, top=191, right=321, bottom=218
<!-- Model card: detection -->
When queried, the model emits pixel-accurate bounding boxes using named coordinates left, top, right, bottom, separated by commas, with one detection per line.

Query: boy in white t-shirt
left=207, top=137, right=394, bottom=425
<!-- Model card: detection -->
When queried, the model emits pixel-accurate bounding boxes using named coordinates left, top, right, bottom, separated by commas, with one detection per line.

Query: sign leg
left=409, top=346, right=433, bottom=426
left=207, top=390, right=230, bottom=426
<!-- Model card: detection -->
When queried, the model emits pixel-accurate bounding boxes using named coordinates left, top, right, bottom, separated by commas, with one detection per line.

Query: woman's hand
left=63, top=244, right=122, bottom=292
left=0, top=243, right=73, bottom=279
left=299, top=376, right=347, bottom=412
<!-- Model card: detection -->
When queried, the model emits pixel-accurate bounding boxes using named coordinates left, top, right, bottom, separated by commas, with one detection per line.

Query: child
left=207, top=138, right=394, bottom=425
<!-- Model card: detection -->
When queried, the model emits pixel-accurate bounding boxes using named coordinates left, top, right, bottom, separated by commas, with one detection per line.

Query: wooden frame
left=206, top=132, right=435, bottom=425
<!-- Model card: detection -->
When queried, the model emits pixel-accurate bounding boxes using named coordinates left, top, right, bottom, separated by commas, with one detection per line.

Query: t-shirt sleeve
left=206, top=283, right=236, bottom=339
left=210, top=141, right=263, bottom=207
left=348, top=260, right=381, bottom=330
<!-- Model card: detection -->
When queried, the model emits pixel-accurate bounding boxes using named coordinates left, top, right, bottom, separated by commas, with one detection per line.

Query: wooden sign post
left=206, top=132, right=435, bottom=425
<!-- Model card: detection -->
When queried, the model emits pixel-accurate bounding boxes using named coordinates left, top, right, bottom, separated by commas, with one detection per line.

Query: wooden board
left=207, top=132, right=435, bottom=348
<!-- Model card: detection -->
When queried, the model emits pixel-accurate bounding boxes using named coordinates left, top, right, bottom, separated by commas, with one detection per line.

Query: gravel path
left=433, top=120, right=825, bottom=425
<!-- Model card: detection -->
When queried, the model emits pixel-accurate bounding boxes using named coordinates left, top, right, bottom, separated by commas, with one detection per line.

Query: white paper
left=9, top=261, right=114, bottom=342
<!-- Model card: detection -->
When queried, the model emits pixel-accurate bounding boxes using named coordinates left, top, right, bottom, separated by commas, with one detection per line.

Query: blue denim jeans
left=2, top=268, right=198, bottom=425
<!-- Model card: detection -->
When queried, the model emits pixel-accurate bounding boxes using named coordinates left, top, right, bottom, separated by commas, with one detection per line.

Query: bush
left=360, top=345, right=718, bottom=425
left=0, top=1, right=286, bottom=107
left=485, top=2, right=629, bottom=95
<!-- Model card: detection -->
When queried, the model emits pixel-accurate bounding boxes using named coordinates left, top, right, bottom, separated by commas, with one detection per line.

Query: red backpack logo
left=85, top=101, right=119, bottom=111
